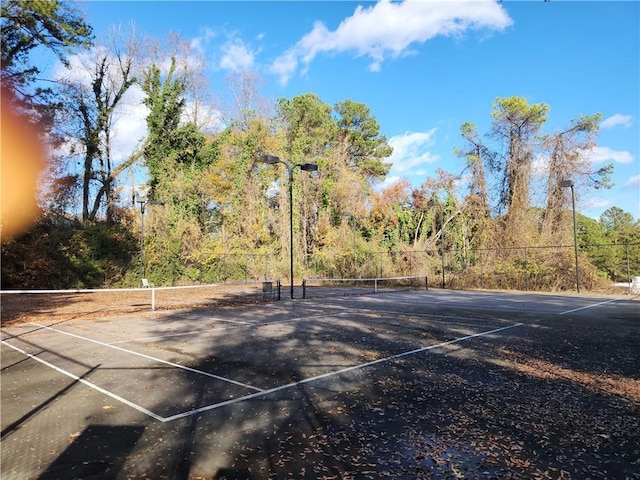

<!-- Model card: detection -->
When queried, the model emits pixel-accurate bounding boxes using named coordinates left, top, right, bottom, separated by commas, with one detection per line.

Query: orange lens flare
left=1, top=89, right=46, bottom=241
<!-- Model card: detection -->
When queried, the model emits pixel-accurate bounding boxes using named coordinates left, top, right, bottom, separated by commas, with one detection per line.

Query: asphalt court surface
left=1, top=290, right=626, bottom=424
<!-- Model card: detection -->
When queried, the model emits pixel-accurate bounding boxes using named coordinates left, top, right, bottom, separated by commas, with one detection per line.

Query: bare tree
left=490, top=96, right=548, bottom=244
left=541, top=113, right=604, bottom=241
left=223, top=69, right=273, bottom=130
left=57, top=27, right=142, bottom=222
left=455, top=122, right=496, bottom=246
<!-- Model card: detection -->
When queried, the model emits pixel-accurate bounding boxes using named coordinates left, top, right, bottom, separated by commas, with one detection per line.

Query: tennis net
left=301, top=275, right=428, bottom=299
left=0, top=279, right=281, bottom=324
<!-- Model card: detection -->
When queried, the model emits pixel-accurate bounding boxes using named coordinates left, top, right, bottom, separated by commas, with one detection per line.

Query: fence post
left=302, top=279, right=306, bottom=299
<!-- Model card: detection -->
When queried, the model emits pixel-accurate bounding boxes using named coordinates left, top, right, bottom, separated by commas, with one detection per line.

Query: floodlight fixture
left=561, top=179, right=580, bottom=292
left=258, top=154, right=319, bottom=299
left=259, top=154, right=281, bottom=165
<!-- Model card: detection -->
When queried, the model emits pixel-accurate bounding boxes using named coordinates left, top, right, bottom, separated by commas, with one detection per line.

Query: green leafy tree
left=215, top=117, right=276, bottom=250
left=1, top=0, right=93, bottom=128
left=333, top=99, right=392, bottom=181
left=142, top=58, right=187, bottom=198
left=1, top=214, right=137, bottom=288
left=139, top=57, right=225, bottom=281
left=277, top=93, right=334, bottom=162
left=578, top=215, right=613, bottom=278
left=600, top=207, right=635, bottom=237
left=274, top=94, right=333, bottom=273
left=591, top=208, right=640, bottom=280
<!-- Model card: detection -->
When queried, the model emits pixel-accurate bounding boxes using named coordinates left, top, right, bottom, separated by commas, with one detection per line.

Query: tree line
left=1, top=0, right=638, bottom=290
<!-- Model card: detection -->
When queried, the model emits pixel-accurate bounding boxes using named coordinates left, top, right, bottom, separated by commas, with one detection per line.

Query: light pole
left=137, top=198, right=164, bottom=281
left=259, top=155, right=318, bottom=299
left=427, top=200, right=446, bottom=288
left=560, top=180, right=580, bottom=293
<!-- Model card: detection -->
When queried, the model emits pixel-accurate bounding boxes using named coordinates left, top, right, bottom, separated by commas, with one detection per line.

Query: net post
left=425, top=275, right=428, bottom=290
left=374, top=278, right=378, bottom=293
left=302, top=279, right=306, bottom=299
left=277, top=279, right=281, bottom=301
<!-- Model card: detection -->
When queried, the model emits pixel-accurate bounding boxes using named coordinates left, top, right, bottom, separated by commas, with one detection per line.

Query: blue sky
left=78, top=0, right=639, bottom=220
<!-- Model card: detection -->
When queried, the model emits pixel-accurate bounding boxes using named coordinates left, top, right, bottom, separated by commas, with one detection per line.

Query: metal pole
left=137, top=199, right=163, bottom=284
left=138, top=200, right=146, bottom=281
left=141, top=207, right=144, bottom=278
left=288, top=166, right=294, bottom=299
left=440, top=208, right=445, bottom=289
left=258, top=155, right=317, bottom=300
left=570, top=185, right=580, bottom=293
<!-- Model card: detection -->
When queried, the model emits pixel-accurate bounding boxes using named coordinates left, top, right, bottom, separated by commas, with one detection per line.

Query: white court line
left=30, top=323, right=263, bottom=392
left=162, top=322, right=523, bottom=422
left=559, top=299, right=621, bottom=315
left=4, top=321, right=522, bottom=422
left=1, top=340, right=165, bottom=421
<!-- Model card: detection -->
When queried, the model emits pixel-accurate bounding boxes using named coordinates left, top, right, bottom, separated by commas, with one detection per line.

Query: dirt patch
left=0, top=284, right=272, bottom=325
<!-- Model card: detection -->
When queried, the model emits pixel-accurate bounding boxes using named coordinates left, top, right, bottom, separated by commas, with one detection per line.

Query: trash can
left=262, top=281, right=273, bottom=300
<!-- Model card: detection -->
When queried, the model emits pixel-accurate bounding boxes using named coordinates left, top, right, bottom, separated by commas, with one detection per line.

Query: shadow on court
left=1, top=291, right=639, bottom=479
left=37, top=425, right=144, bottom=480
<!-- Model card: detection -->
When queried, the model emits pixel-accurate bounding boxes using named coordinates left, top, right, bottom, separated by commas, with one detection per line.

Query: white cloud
left=110, top=85, right=150, bottom=164
left=59, top=49, right=102, bottom=85
left=388, top=129, right=439, bottom=176
left=625, top=175, right=640, bottom=188
left=269, top=51, right=299, bottom=85
left=585, top=146, right=634, bottom=165
left=531, top=151, right=551, bottom=178
left=378, top=175, right=401, bottom=191
left=219, top=39, right=255, bottom=71
left=271, top=0, right=512, bottom=84
left=190, top=27, right=218, bottom=56
left=600, top=113, right=632, bottom=129
left=584, top=196, right=612, bottom=211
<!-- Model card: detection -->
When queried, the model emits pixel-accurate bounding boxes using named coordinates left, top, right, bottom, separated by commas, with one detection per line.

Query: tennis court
left=2, top=289, right=639, bottom=479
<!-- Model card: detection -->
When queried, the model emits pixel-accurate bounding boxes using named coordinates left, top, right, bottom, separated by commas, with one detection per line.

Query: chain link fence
left=133, top=243, right=638, bottom=292
left=139, top=253, right=274, bottom=287
left=310, top=243, right=639, bottom=293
